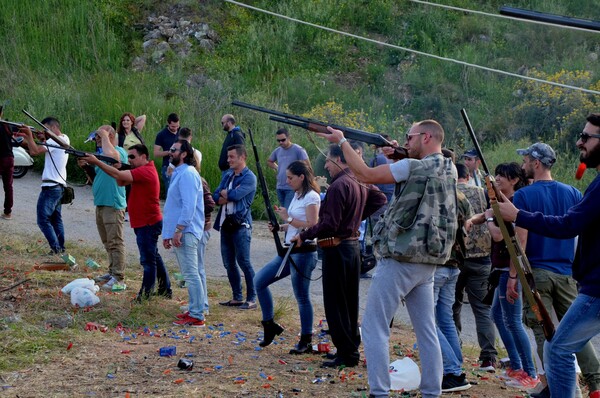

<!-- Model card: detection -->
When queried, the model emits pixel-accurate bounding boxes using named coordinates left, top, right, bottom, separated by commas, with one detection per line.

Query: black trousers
left=321, top=240, right=361, bottom=363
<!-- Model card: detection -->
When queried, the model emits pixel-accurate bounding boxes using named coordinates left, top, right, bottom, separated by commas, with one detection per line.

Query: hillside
left=1, top=0, right=598, bottom=194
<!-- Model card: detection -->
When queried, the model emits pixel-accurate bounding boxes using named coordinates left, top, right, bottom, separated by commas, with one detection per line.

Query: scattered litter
left=159, top=346, right=176, bottom=357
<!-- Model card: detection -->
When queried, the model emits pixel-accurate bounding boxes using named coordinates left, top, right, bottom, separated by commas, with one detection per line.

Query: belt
left=41, top=184, right=61, bottom=190
left=317, top=236, right=358, bottom=248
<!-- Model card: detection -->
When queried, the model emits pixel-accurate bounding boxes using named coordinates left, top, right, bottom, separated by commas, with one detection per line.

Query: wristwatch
left=287, top=216, right=293, bottom=223
left=338, top=137, right=347, bottom=147
left=486, top=217, right=495, bottom=223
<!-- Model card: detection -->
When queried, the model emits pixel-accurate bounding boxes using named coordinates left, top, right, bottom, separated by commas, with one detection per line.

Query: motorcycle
left=12, top=137, right=34, bottom=178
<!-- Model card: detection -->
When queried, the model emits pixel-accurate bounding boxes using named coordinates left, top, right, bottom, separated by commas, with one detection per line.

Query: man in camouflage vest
left=317, top=120, right=458, bottom=398
left=453, top=163, right=497, bottom=371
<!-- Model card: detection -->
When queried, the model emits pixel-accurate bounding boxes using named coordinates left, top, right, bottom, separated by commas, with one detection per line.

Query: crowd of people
left=2, top=109, right=600, bottom=398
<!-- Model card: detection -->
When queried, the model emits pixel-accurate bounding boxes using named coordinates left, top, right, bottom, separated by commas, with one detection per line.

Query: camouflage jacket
left=373, top=153, right=458, bottom=265
left=457, top=182, right=491, bottom=258
left=445, top=190, right=473, bottom=267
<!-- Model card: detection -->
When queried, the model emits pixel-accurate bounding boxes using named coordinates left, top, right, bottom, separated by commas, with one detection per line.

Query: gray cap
left=516, top=142, right=556, bottom=167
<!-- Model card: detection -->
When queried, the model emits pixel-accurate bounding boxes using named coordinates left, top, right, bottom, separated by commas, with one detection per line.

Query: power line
left=409, top=0, right=600, bottom=34
left=224, top=0, right=600, bottom=96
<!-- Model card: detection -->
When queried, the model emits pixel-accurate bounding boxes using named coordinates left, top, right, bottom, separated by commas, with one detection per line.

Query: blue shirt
left=212, top=166, right=257, bottom=231
left=162, top=164, right=204, bottom=240
left=92, top=146, right=127, bottom=209
left=513, top=180, right=582, bottom=275
left=516, top=173, right=600, bottom=298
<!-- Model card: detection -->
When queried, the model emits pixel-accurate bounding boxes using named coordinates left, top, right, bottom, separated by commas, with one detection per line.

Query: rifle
left=38, top=142, right=131, bottom=170
left=247, top=127, right=287, bottom=257
left=461, top=109, right=555, bottom=341
left=22, top=110, right=72, bottom=149
left=233, top=100, right=408, bottom=159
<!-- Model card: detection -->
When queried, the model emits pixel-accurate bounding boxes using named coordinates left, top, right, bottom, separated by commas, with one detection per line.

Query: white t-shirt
left=41, top=135, right=70, bottom=187
left=285, top=189, right=320, bottom=244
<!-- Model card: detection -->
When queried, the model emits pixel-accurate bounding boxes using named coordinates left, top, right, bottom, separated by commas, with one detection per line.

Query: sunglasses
left=579, top=132, right=600, bottom=143
left=169, top=147, right=181, bottom=153
left=405, top=132, right=425, bottom=142
left=277, top=138, right=287, bottom=143
left=128, top=154, right=136, bottom=160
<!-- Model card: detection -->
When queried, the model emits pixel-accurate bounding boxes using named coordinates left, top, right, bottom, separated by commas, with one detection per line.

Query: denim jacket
left=212, top=166, right=257, bottom=231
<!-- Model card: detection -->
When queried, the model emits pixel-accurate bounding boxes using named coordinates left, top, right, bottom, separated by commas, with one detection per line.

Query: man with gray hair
left=513, top=142, right=600, bottom=397
left=218, top=114, right=245, bottom=173
left=84, top=127, right=128, bottom=291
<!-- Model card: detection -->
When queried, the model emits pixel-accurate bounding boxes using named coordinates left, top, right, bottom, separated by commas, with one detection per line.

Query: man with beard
left=316, top=121, right=457, bottom=397
left=496, top=113, right=600, bottom=398
left=218, top=114, right=245, bottom=174
left=162, top=139, right=206, bottom=327
left=512, top=142, right=600, bottom=397
left=82, top=144, right=171, bottom=303
left=153, top=113, right=180, bottom=193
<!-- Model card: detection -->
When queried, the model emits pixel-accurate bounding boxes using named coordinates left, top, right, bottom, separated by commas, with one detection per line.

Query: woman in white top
left=254, top=160, right=320, bottom=354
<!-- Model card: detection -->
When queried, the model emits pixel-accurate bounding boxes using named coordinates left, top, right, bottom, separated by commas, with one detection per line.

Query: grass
left=1, top=229, right=528, bottom=397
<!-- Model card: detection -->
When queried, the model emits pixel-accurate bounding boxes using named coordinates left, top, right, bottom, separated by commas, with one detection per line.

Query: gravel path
left=6, top=171, right=599, bottom=356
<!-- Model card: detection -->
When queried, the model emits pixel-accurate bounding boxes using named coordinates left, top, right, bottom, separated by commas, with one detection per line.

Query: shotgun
left=233, top=100, right=408, bottom=159
left=461, top=108, right=555, bottom=341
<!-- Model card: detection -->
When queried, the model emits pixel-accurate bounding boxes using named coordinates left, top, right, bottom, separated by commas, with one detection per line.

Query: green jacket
left=373, top=153, right=458, bottom=265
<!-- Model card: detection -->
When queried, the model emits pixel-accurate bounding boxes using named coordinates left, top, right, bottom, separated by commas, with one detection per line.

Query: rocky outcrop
left=132, top=15, right=219, bottom=71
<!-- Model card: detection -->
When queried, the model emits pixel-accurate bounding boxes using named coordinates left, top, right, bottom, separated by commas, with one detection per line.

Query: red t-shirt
left=129, top=161, right=162, bottom=228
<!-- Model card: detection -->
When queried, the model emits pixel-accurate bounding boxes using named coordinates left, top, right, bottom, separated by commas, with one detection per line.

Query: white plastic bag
left=70, top=286, right=100, bottom=307
left=61, top=278, right=96, bottom=294
left=389, top=357, right=421, bottom=391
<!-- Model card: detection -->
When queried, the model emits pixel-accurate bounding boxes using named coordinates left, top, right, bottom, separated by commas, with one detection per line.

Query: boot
left=289, top=334, right=313, bottom=355
left=259, top=319, right=284, bottom=347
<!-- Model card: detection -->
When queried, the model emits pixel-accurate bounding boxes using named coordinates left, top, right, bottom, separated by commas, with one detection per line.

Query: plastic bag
left=61, top=278, right=96, bottom=294
left=389, top=357, right=421, bottom=391
left=71, top=286, right=100, bottom=307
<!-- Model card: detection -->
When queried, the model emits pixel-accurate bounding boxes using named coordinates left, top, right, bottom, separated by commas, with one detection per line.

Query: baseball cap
left=516, top=142, right=556, bottom=167
left=84, top=131, right=97, bottom=143
left=461, top=148, right=479, bottom=158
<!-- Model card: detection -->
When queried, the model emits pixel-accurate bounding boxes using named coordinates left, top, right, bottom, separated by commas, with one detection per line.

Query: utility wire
left=409, top=0, right=600, bottom=34
left=224, top=0, right=600, bottom=96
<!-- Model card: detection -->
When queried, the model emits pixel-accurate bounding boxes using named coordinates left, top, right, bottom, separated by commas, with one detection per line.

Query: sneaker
left=530, top=385, right=550, bottom=398
left=101, top=277, right=126, bottom=291
left=173, top=315, right=205, bottom=328
left=441, top=373, right=472, bottom=393
left=479, top=359, right=496, bottom=372
left=1, top=213, right=12, bottom=220
left=499, top=368, right=527, bottom=381
left=506, top=373, right=540, bottom=389
left=94, top=273, right=112, bottom=283
left=176, top=311, right=190, bottom=319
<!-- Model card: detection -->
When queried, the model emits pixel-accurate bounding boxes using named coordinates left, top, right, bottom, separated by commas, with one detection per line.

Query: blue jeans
left=198, top=230, right=210, bottom=312
left=255, top=251, right=317, bottom=334
left=134, top=220, right=170, bottom=295
left=545, top=293, right=600, bottom=398
left=434, top=266, right=463, bottom=375
left=276, top=189, right=295, bottom=209
left=220, top=226, right=255, bottom=302
left=491, top=271, right=536, bottom=377
left=36, top=185, right=65, bottom=253
left=174, top=233, right=204, bottom=320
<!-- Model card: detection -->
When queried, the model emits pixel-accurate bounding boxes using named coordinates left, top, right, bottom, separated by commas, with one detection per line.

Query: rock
left=44, top=314, right=73, bottom=329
